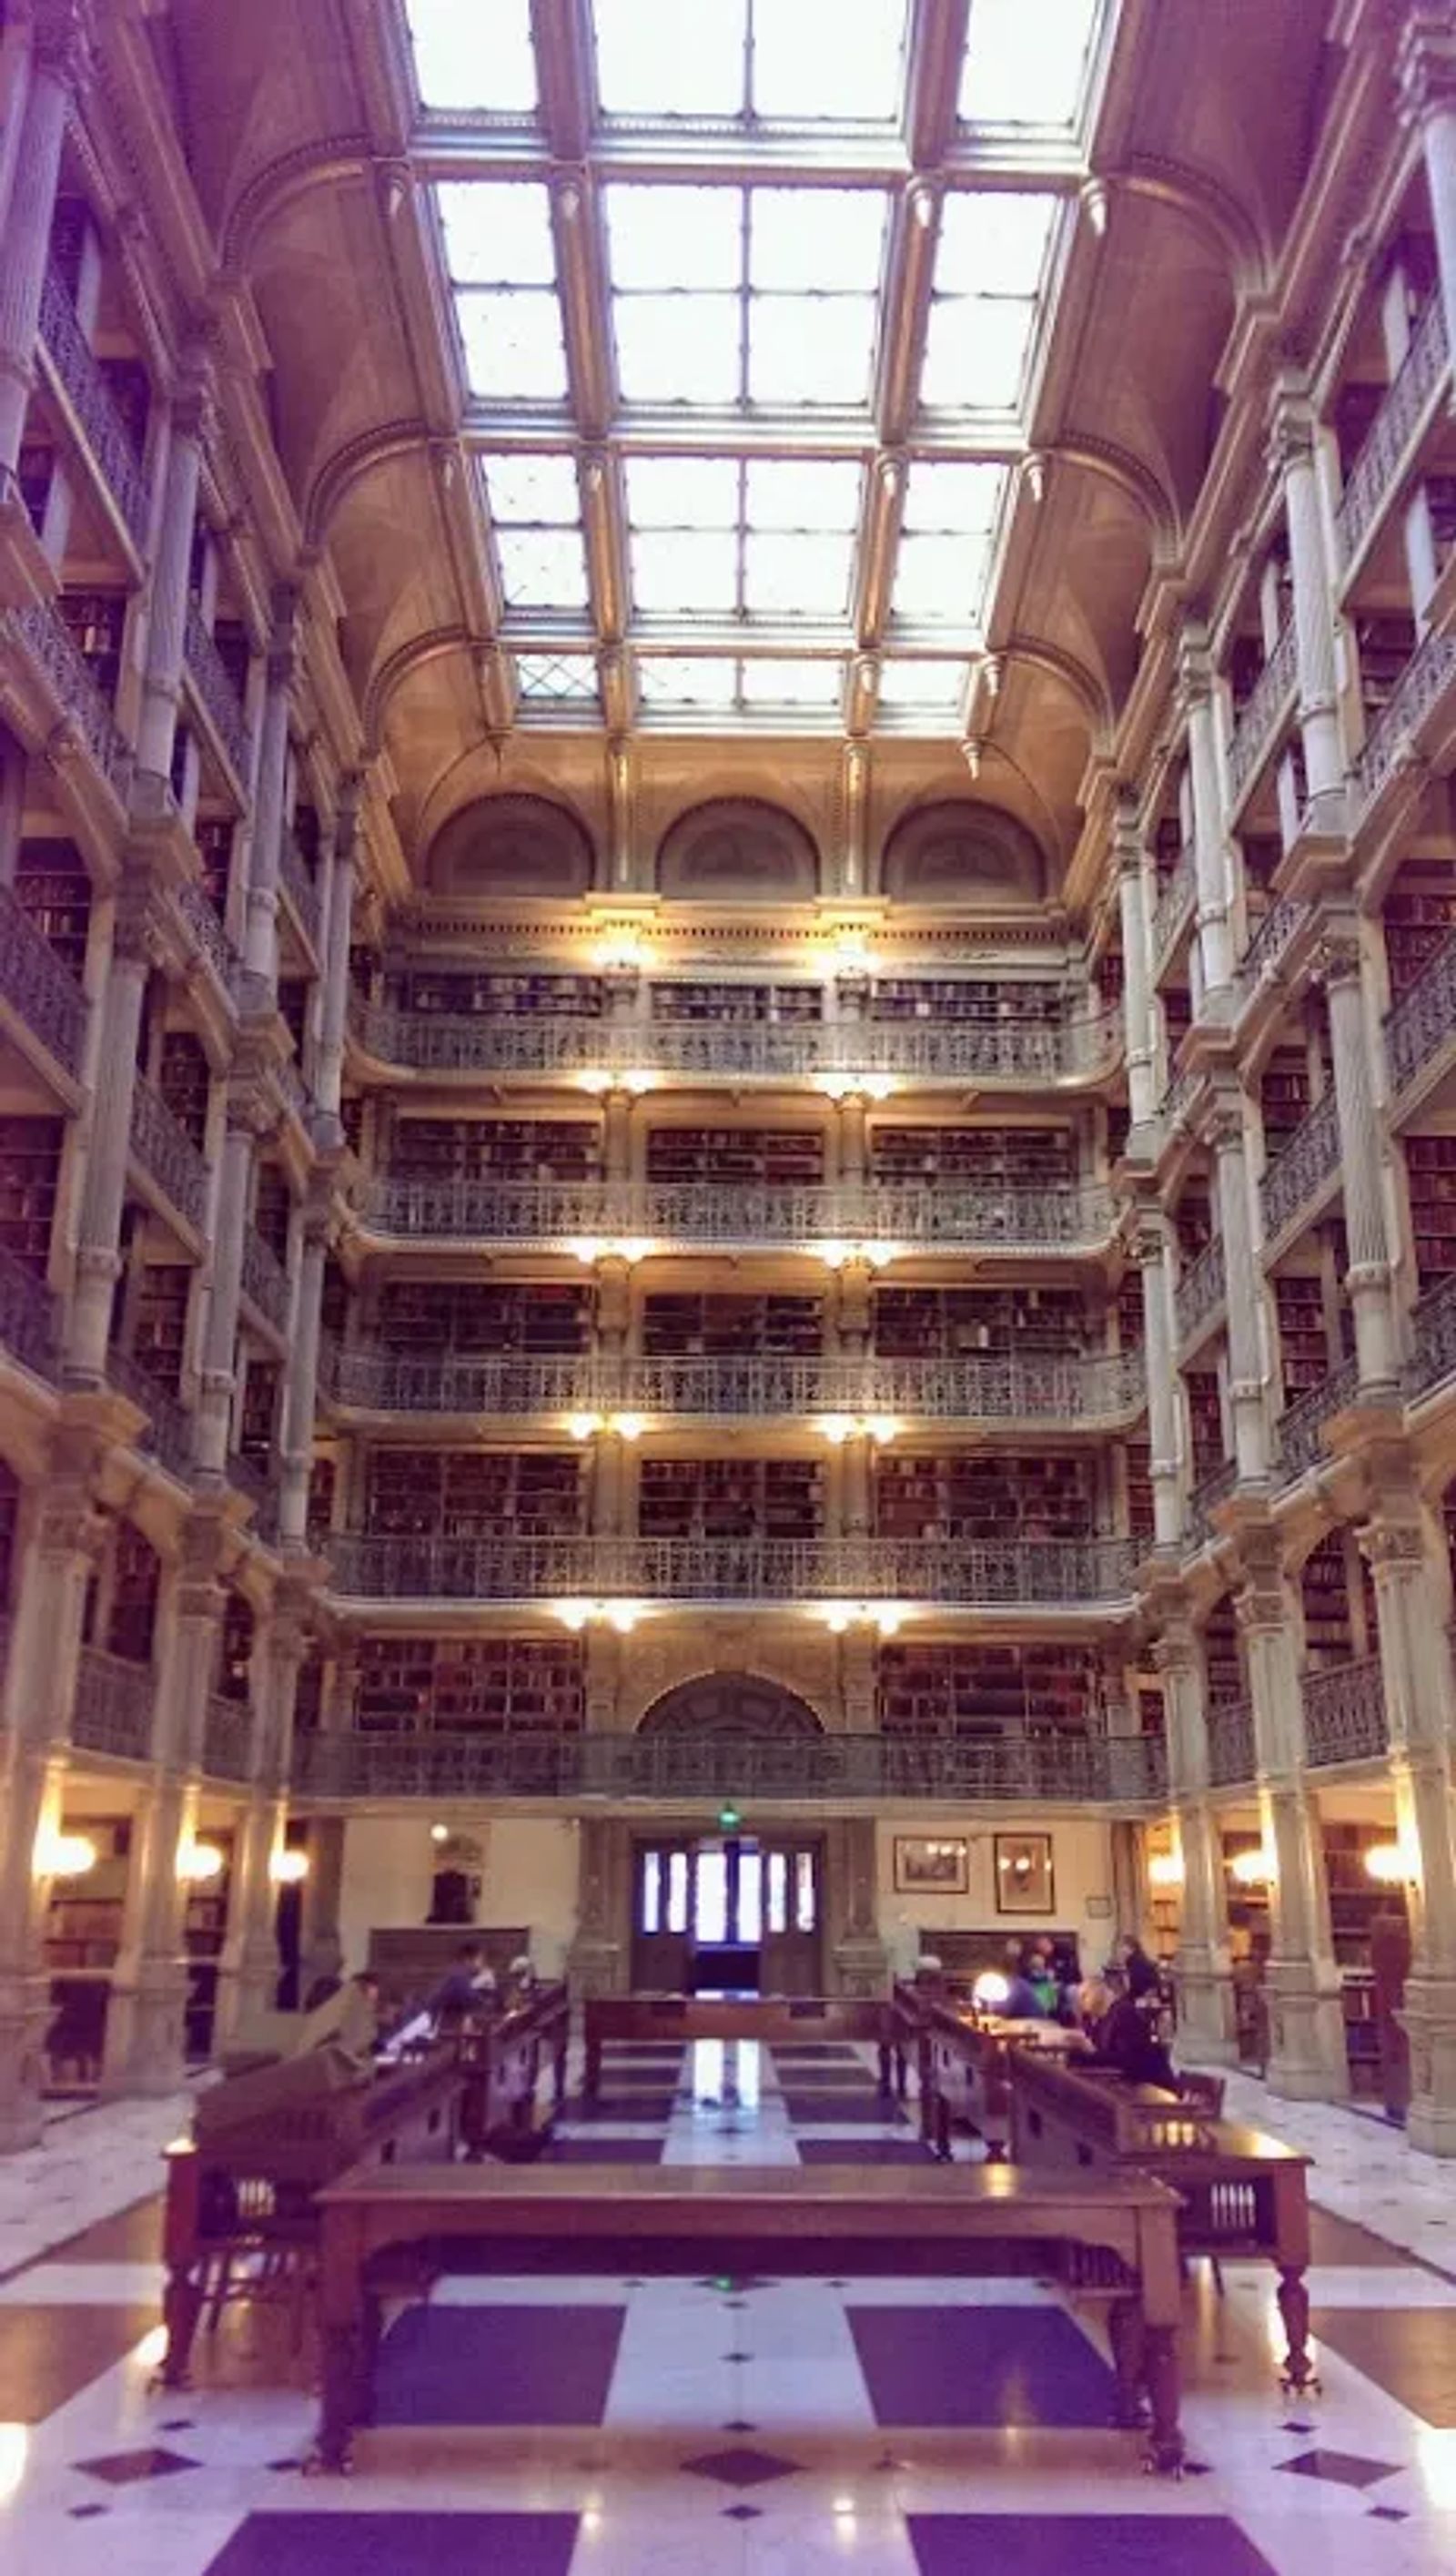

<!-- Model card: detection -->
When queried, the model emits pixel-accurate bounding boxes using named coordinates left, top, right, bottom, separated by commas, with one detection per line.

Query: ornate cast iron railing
left=1351, top=632, right=1456, bottom=825
left=1150, top=846, right=1197, bottom=970
left=0, top=1242, right=58, bottom=1384
left=1385, top=930, right=1456, bottom=1101
left=1174, top=1236, right=1225, bottom=1344
left=1206, top=1695, right=1255, bottom=1789
left=241, top=1226, right=290, bottom=1335
left=106, top=1344, right=194, bottom=1483
left=278, top=831, right=322, bottom=953
left=1237, top=897, right=1309, bottom=998
left=183, top=596, right=252, bottom=785
left=1335, top=297, right=1450, bottom=569
left=1274, top=1354, right=1358, bottom=1486
left=0, top=881, right=88, bottom=1080
left=1411, top=1270, right=1456, bottom=1399
left=38, top=266, right=150, bottom=547
left=128, top=1075, right=209, bottom=1234
left=71, top=1646, right=154, bottom=1763
left=1259, top=1090, right=1340, bottom=1243
left=1227, top=618, right=1298, bottom=807
left=1302, top=1654, right=1388, bottom=1768
left=1187, top=1457, right=1237, bottom=1547
left=175, top=878, right=239, bottom=997
left=5, top=601, right=131, bottom=796
left=202, top=1693, right=253, bottom=1783
left=358, top=1173, right=1117, bottom=1253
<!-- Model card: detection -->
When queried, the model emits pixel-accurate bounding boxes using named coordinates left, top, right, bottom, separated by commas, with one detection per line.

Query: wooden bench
left=1008, top=2048, right=1315, bottom=2390
left=307, top=2159, right=1188, bottom=2477
left=581, top=1993, right=893, bottom=2098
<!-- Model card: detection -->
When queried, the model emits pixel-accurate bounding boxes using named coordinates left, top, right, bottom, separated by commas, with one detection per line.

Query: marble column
left=1209, top=1100, right=1270, bottom=1481
left=313, top=773, right=360, bottom=1141
left=134, top=363, right=208, bottom=781
left=278, top=1189, right=329, bottom=1549
left=1236, top=1528, right=1348, bottom=2097
left=0, top=1463, right=106, bottom=2146
left=1177, top=632, right=1235, bottom=997
left=1400, top=15, right=1456, bottom=398
left=1115, top=797, right=1158, bottom=1128
left=241, top=587, right=298, bottom=1004
left=1134, top=1212, right=1183, bottom=1547
left=213, top=1587, right=308, bottom=2047
left=0, top=2, right=85, bottom=477
left=1319, top=928, right=1400, bottom=1391
left=829, top=1814, right=886, bottom=1995
left=299, top=1813, right=346, bottom=1994
left=1153, top=1612, right=1237, bottom=2060
left=1359, top=1506, right=1456, bottom=2154
left=193, top=1072, right=269, bottom=1478
left=65, top=871, right=159, bottom=1384
left=568, top=1815, right=630, bottom=1994
left=1269, top=379, right=1344, bottom=816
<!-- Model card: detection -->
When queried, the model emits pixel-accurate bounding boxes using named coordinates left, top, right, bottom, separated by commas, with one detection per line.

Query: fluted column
left=278, top=1189, right=329, bottom=1548
left=1152, top=1607, right=1237, bottom=2060
left=241, top=587, right=298, bottom=1002
left=194, top=1067, right=270, bottom=1477
left=0, top=2, right=85, bottom=476
left=1269, top=379, right=1343, bottom=814
left=1115, top=797, right=1157, bottom=1128
left=1209, top=1098, right=1269, bottom=1480
left=1400, top=15, right=1456, bottom=394
left=1133, top=1212, right=1182, bottom=1547
left=1177, top=633, right=1235, bottom=996
left=1316, top=929, right=1400, bottom=1391
left=65, top=871, right=158, bottom=1384
left=313, top=772, right=360, bottom=1136
left=1358, top=1506, right=1456, bottom=2154
left=134, top=362, right=208, bottom=779
left=1236, top=1527, right=1348, bottom=2097
left=829, top=1815, right=885, bottom=1995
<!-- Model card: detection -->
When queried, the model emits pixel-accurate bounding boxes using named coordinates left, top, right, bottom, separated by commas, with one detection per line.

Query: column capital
left=1232, top=1523, right=1290, bottom=1630
left=1130, top=1207, right=1172, bottom=1267
left=1113, top=788, right=1147, bottom=871
left=1311, top=925, right=1362, bottom=989
left=1356, top=1517, right=1427, bottom=1576
left=1266, top=370, right=1319, bottom=474
left=113, top=863, right=170, bottom=969
left=1174, top=624, right=1215, bottom=712
left=1207, top=1097, right=1247, bottom=1154
left=1397, top=12, right=1456, bottom=128
left=34, top=1489, right=106, bottom=1565
left=1151, top=1621, right=1198, bottom=1679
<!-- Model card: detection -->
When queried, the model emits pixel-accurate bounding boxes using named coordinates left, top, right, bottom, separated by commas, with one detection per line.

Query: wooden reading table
left=581, top=1993, right=893, bottom=2098
left=922, top=2002, right=1081, bottom=2155
left=308, top=2158, right=1188, bottom=2475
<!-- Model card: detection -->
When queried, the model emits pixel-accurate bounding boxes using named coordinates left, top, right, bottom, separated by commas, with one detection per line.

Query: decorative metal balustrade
left=1188, top=1456, right=1237, bottom=1547
left=128, top=1075, right=209, bottom=1234
left=227, top=1449, right=278, bottom=1539
left=324, top=1530, right=1138, bottom=1607
left=1410, top=1270, right=1456, bottom=1401
left=1226, top=619, right=1299, bottom=807
left=202, top=1693, right=253, bottom=1783
left=1302, top=1654, right=1388, bottom=1768
left=1160, top=1063, right=1198, bottom=1131
left=350, top=1002, right=1122, bottom=1089
left=1351, top=633, right=1456, bottom=825
left=1150, top=846, right=1197, bottom=969
left=5, top=602, right=131, bottom=796
left=1335, top=298, right=1451, bottom=571
left=241, top=1227, right=291, bottom=1335
left=278, top=832, right=322, bottom=952
left=1174, top=1236, right=1226, bottom=1344
left=0, top=1243, right=58, bottom=1383
left=1275, top=1354, right=1358, bottom=1486
left=321, top=1344, right=1149, bottom=1429
left=276, top=1052, right=308, bottom=1122
left=175, top=878, right=239, bottom=998
left=1237, top=897, right=1309, bottom=999
left=0, top=881, right=88, bottom=1080
left=292, top=1725, right=1166, bottom=1808
left=106, top=1345, right=195, bottom=1483
left=358, top=1173, right=1117, bottom=1255
left=183, top=597, right=252, bottom=785
left=37, top=267, right=150, bottom=548
left=1385, top=929, right=1456, bottom=1102
left=1259, top=1090, right=1340, bottom=1244
left=1207, top=1695, right=1256, bottom=1789
left=71, top=1646, right=154, bottom=1763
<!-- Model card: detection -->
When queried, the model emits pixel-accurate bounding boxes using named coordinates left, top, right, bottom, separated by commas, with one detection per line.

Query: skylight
left=959, top=0, right=1101, bottom=127
left=638, top=655, right=843, bottom=715
left=407, top=0, right=537, bottom=112
left=480, top=454, right=590, bottom=614
left=440, top=184, right=567, bottom=401
left=921, top=193, right=1057, bottom=411
left=625, top=455, right=861, bottom=622
left=893, top=463, right=1006, bottom=625
left=516, top=653, right=601, bottom=706
left=876, top=659, right=969, bottom=720
left=592, top=0, right=907, bottom=124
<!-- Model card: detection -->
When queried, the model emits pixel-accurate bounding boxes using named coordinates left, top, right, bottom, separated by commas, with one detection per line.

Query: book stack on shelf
left=351, top=1634, right=586, bottom=1735
left=1382, top=861, right=1456, bottom=996
left=1202, top=1599, right=1244, bottom=1706
left=104, top=1520, right=159, bottom=1664
left=873, top=1283, right=1090, bottom=1357
left=389, top=969, right=605, bottom=1019
left=365, top=1448, right=584, bottom=1539
left=645, top=1127, right=825, bottom=1187
left=158, top=1031, right=211, bottom=1151
left=642, top=1293, right=824, bottom=1355
left=1405, top=1135, right=1456, bottom=1288
left=1116, top=1272, right=1144, bottom=1352
left=1356, top=613, right=1418, bottom=727
left=1185, top=1369, right=1226, bottom=1477
left=392, top=1117, right=602, bottom=1184
left=1123, top=1441, right=1155, bottom=1541
left=873, top=1451, right=1095, bottom=1542
left=650, top=981, right=823, bottom=1024
left=15, top=840, right=91, bottom=977
left=130, top=1263, right=190, bottom=1392
left=870, top=1126, right=1074, bottom=1189
left=377, top=1279, right=595, bottom=1354
left=56, top=590, right=126, bottom=701
left=1273, top=1271, right=1330, bottom=1398
left=195, top=818, right=234, bottom=916
left=1301, top=1530, right=1356, bottom=1668
left=868, top=979, right=1063, bottom=1026
left=637, top=1456, right=824, bottom=1540
left=1260, top=1048, right=1311, bottom=1147
left=308, top=1455, right=335, bottom=1544
left=0, top=1114, right=64, bottom=1273
left=875, top=1639, right=1097, bottom=1740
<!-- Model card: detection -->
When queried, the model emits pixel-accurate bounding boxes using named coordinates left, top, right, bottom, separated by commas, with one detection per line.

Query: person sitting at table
left=1074, top=1973, right=1178, bottom=2089
left=998, top=1940, right=1057, bottom=2021
left=428, top=1941, right=497, bottom=2027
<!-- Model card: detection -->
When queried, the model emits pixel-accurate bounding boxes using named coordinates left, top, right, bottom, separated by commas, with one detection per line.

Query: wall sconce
left=816, top=1239, right=897, bottom=1272
left=567, top=1410, right=606, bottom=1442
left=576, top=1070, right=613, bottom=1096
left=1227, top=1845, right=1272, bottom=1889
left=1364, top=1841, right=1417, bottom=1885
left=269, top=1848, right=309, bottom=1885
left=554, top=1597, right=643, bottom=1635
left=818, top=1600, right=908, bottom=1639
left=34, top=1829, right=98, bottom=1880
left=620, top=1070, right=656, bottom=1097
left=177, top=1840, right=226, bottom=1884
left=1148, top=1851, right=1185, bottom=1890
left=592, top=933, right=646, bottom=974
left=815, top=1413, right=900, bottom=1446
left=430, top=1821, right=451, bottom=1845
left=611, top=1411, right=645, bottom=1442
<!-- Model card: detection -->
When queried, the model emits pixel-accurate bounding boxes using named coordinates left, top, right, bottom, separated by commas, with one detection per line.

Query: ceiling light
left=1365, top=1842, right=1416, bottom=1885
left=34, top=1829, right=97, bottom=1879
left=178, top=1840, right=227, bottom=1884
left=554, top=1599, right=593, bottom=1631
left=576, top=1070, right=612, bottom=1095
left=269, top=1848, right=309, bottom=1885
left=604, top=1599, right=642, bottom=1634
left=1148, top=1851, right=1185, bottom=1890
left=611, top=1412, right=646, bottom=1442
left=1227, top=1846, right=1272, bottom=1888
left=567, top=1411, right=605, bottom=1441
left=570, top=1237, right=606, bottom=1266
left=430, top=1822, right=451, bottom=1844
left=864, top=1415, right=901, bottom=1445
left=818, top=1415, right=855, bottom=1445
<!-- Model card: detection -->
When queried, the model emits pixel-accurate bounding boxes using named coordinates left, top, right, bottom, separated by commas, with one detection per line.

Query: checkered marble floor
left=3, top=2040, right=1456, bottom=2571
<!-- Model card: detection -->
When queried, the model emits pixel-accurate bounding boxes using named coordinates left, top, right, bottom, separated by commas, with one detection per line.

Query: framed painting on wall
left=994, top=1832, right=1055, bottom=1914
left=894, top=1836, right=969, bottom=1895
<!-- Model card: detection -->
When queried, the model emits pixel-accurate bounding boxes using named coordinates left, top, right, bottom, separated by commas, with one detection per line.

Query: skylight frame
left=480, top=451, right=592, bottom=621
left=590, top=0, right=911, bottom=130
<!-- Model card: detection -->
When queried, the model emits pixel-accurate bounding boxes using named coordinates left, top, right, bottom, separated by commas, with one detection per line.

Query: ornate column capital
left=1232, top=1524, right=1290, bottom=1631
left=1311, top=926, right=1361, bottom=989
left=1266, top=369, right=1318, bottom=476
left=1356, top=1518, right=1427, bottom=1577
left=113, top=864, right=170, bottom=969
left=1130, top=1208, right=1171, bottom=1268
left=1113, top=787, right=1147, bottom=872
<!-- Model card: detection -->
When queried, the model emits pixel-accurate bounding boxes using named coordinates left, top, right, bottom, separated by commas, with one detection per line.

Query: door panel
left=760, top=1839, right=824, bottom=1995
left=630, top=1841, right=693, bottom=1993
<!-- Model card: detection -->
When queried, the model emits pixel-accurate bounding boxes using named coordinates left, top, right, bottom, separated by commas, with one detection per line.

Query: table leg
left=1277, top=2265, right=1319, bottom=2393
left=157, top=2261, right=202, bottom=2388
left=1107, top=2294, right=1147, bottom=2429
left=583, top=2037, right=601, bottom=2100
left=876, top=2039, right=893, bottom=2097
left=1142, top=2324, right=1185, bottom=2476
left=310, top=2323, right=361, bottom=2474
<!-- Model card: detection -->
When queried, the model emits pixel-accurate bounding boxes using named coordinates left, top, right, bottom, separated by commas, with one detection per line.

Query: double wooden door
left=630, top=1834, right=824, bottom=1995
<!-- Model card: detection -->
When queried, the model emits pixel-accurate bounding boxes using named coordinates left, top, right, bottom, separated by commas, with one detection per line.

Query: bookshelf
left=1273, top=1271, right=1330, bottom=1397
left=870, top=1126, right=1073, bottom=1188
left=645, top=1127, right=825, bottom=1187
left=158, top=1031, right=211, bottom=1151
left=104, top=1519, right=159, bottom=1664
left=1124, top=1439, right=1155, bottom=1540
left=1356, top=613, right=1418, bottom=726
left=56, top=590, right=126, bottom=701
left=637, top=1456, right=824, bottom=1539
left=1405, top=1135, right=1456, bottom=1289
left=876, top=1640, right=1097, bottom=1739
left=873, top=1451, right=1096, bottom=1541
left=184, top=1843, right=232, bottom=2062
left=0, top=1115, right=65, bottom=1274
left=651, top=981, right=823, bottom=1024
left=1260, top=1048, right=1310, bottom=1147
left=869, top=979, right=1062, bottom=1026
left=642, top=1293, right=823, bottom=1356
left=15, top=841, right=92, bottom=977
left=195, top=818, right=235, bottom=916
left=1116, top=1273, right=1144, bottom=1352
left=1301, top=1530, right=1355, bottom=1668
left=873, top=1284, right=1091, bottom=1357
left=1383, top=862, right=1456, bottom=997
left=364, top=1448, right=584, bottom=1538
left=392, top=1118, right=602, bottom=1183
left=1202, top=1598, right=1243, bottom=1707
left=377, top=1280, right=594, bottom=1354
left=352, top=1634, right=586, bottom=1735
left=217, top=1591, right=255, bottom=1701
left=253, top=1163, right=292, bottom=1264
left=389, top=969, right=605, bottom=1019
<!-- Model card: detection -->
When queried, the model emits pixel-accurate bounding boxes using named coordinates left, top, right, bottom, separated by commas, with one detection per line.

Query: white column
left=1115, top=798, right=1157, bottom=1127
left=313, top=771, right=359, bottom=1135
left=0, top=2, right=84, bottom=477
left=65, top=875, right=156, bottom=1383
left=1176, top=634, right=1234, bottom=995
left=1319, top=928, right=1400, bottom=1391
left=1379, top=259, right=1442, bottom=630
left=193, top=1084, right=265, bottom=1477
left=134, top=365, right=207, bottom=780
left=278, top=1195, right=327, bottom=1549
left=241, top=587, right=298, bottom=1002
left=1134, top=1213, right=1182, bottom=1547
left=1269, top=379, right=1343, bottom=812
left=1400, top=18, right=1456, bottom=390
left=1209, top=1100, right=1269, bottom=1481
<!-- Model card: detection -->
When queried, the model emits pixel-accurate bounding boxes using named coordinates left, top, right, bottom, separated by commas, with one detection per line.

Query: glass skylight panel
left=606, top=187, right=742, bottom=289
left=895, top=531, right=994, bottom=621
left=440, top=184, right=567, bottom=401
left=638, top=656, right=739, bottom=708
left=750, top=0, right=907, bottom=120
left=904, top=461, right=1006, bottom=536
left=739, top=657, right=842, bottom=708
left=876, top=658, right=968, bottom=713
left=743, top=530, right=852, bottom=615
left=406, top=0, right=537, bottom=111
left=614, top=295, right=741, bottom=403
left=936, top=193, right=1057, bottom=298
left=746, top=459, right=861, bottom=528
left=626, top=456, right=740, bottom=525
left=516, top=653, right=600, bottom=704
left=749, top=297, right=875, bottom=407
left=481, top=453, right=589, bottom=613
left=632, top=529, right=739, bottom=612
left=959, top=0, right=1100, bottom=127
left=593, top=0, right=749, bottom=117
left=749, top=189, right=885, bottom=294
left=456, top=293, right=568, bottom=401
left=438, top=183, right=557, bottom=285
left=481, top=453, right=581, bottom=523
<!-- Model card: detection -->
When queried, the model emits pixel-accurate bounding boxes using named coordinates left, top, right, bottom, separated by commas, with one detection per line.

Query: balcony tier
left=0, top=880, right=89, bottom=1088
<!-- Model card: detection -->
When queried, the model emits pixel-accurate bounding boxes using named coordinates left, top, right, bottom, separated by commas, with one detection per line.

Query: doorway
left=631, top=1835, right=824, bottom=1995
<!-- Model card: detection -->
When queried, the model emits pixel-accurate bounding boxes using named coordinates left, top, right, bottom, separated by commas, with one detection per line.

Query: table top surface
left=318, top=2159, right=1180, bottom=2215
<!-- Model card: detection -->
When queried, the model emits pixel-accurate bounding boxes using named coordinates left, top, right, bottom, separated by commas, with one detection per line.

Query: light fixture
left=874, top=1604, right=906, bottom=1638
left=554, top=1598, right=594, bottom=1632
left=816, top=1074, right=857, bottom=1102
left=620, top=1070, right=656, bottom=1096
left=1148, top=1851, right=1185, bottom=1890
left=269, top=1847, right=309, bottom=1885
left=612, top=1236, right=655, bottom=1267
left=864, top=1415, right=900, bottom=1445
left=34, top=1829, right=98, bottom=1880
left=610, top=1411, right=645, bottom=1442
left=177, top=1840, right=226, bottom=1884
left=592, top=932, right=646, bottom=974
left=1365, top=1841, right=1415, bottom=1885
left=430, top=1821, right=451, bottom=1845
left=555, top=1597, right=644, bottom=1635
left=603, top=1598, right=641, bottom=1634
left=567, top=1410, right=605, bottom=1441
left=862, top=1073, right=895, bottom=1102
left=818, top=1414, right=855, bottom=1445
left=569, top=1236, right=606, bottom=1267
left=817, top=1239, right=851, bottom=1271
left=0, top=2422, right=27, bottom=2506
left=822, top=1606, right=853, bottom=1635
left=1227, top=1845, right=1272, bottom=1888
left=816, top=1238, right=898, bottom=1273
left=830, top=930, right=876, bottom=977
left=971, top=1970, right=1012, bottom=2012
left=576, top=1070, right=612, bottom=1096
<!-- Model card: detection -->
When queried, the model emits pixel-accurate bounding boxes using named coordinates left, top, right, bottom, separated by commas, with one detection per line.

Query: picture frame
left=894, top=1835, right=970, bottom=1895
left=994, top=1832, right=1055, bottom=1914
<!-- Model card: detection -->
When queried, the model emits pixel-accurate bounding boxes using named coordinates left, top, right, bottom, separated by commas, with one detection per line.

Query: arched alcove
left=657, top=798, right=819, bottom=901
left=881, top=799, right=1047, bottom=905
left=637, top=1671, right=824, bottom=1739
left=425, top=793, right=595, bottom=898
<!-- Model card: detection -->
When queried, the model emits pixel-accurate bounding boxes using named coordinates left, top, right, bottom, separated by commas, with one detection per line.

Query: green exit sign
left=717, top=1802, right=741, bottom=1832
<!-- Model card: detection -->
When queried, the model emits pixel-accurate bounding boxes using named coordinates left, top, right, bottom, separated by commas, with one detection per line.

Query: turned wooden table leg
left=1107, top=2295, right=1148, bottom=2429
left=1277, top=2265, right=1318, bottom=2392
left=312, top=2323, right=361, bottom=2472
left=157, top=2261, right=202, bottom=2388
left=1143, top=2324, right=1185, bottom=2475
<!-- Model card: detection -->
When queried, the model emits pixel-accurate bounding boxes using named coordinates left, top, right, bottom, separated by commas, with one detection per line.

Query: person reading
left=428, top=1941, right=497, bottom=2026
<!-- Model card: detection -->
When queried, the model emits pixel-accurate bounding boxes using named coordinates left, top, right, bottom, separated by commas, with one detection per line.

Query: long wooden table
left=308, top=2159, right=1187, bottom=2476
left=1009, top=2049, right=1316, bottom=2390
left=581, top=1993, right=893, bottom=2097
left=460, top=1983, right=571, bottom=2157
left=921, top=2001, right=1081, bottom=2154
